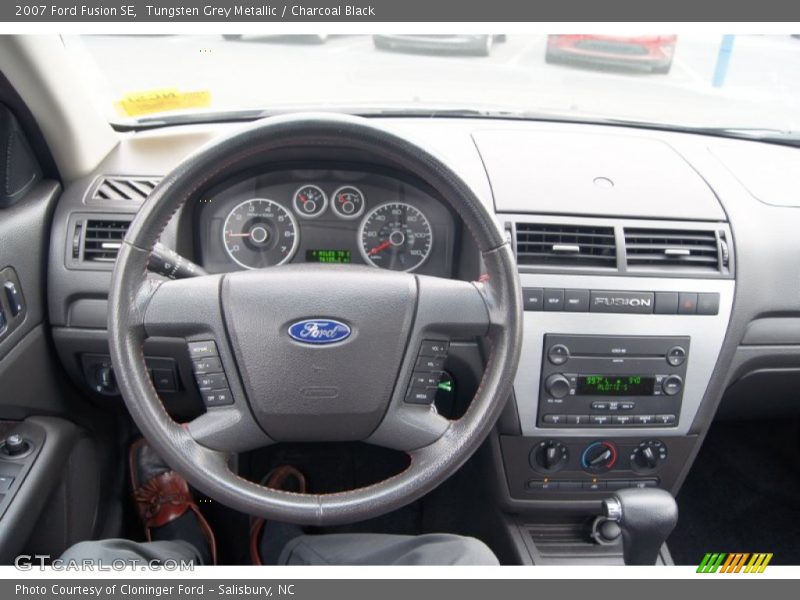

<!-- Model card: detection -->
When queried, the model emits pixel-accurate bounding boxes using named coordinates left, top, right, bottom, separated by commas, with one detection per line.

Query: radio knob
left=661, top=375, right=683, bottom=396
left=545, top=374, right=571, bottom=398
left=530, top=440, right=569, bottom=473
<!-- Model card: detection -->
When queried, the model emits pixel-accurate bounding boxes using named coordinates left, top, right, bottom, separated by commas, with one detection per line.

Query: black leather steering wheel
left=108, top=114, right=522, bottom=525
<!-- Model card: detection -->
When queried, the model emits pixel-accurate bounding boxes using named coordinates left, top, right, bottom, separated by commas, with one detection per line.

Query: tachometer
left=358, top=202, right=433, bottom=272
left=222, top=198, right=299, bottom=269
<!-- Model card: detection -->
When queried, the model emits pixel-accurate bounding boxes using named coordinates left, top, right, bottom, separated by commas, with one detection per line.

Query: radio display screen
left=577, top=375, right=655, bottom=396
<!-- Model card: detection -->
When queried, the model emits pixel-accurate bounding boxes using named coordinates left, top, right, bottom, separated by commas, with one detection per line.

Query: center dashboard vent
left=87, top=176, right=160, bottom=203
left=623, top=227, right=723, bottom=272
left=514, top=223, right=617, bottom=268
left=79, top=219, right=131, bottom=263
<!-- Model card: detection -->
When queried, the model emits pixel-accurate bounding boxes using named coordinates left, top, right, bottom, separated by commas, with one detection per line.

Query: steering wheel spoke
left=141, top=274, right=225, bottom=338
left=187, top=404, right=273, bottom=454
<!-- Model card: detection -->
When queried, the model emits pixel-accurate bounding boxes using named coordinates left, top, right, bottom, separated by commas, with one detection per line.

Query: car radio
left=538, top=334, right=689, bottom=428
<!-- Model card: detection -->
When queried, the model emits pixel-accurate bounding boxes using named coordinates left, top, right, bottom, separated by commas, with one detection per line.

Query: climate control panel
left=500, top=435, right=690, bottom=500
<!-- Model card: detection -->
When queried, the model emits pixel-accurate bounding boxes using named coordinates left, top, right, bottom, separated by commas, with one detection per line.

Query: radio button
left=619, top=401, right=636, bottom=410
left=678, top=292, right=698, bottom=314
left=547, top=344, right=570, bottom=365
left=542, top=414, right=567, bottom=425
left=564, top=289, right=590, bottom=312
left=567, top=415, right=591, bottom=425
left=612, top=415, right=634, bottom=425
left=543, top=288, right=565, bottom=311
left=591, top=401, right=610, bottom=411
left=697, top=292, right=720, bottom=315
left=590, top=415, right=611, bottom=425
left=634, top=415, right=655, bottom=425
left=654, top=291, right=679, bottom=314
left=662, top=375, right=683, bottom=396
left=666, top=346, right=687, bottom=367
left=656, top=414, right=677, bottom=425
left=522, top=288, right=544, bottom=311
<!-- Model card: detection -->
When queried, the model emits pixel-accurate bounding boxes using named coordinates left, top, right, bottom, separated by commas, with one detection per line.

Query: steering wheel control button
left=654, top=292, right=679, bottom=314
left=188, top=340, right=218, bottom=358
left=406, top=387, right=437, bottom=405
left=192, top=356, right=222, bottom=374
left=152, top=369, right=177, bottom=392
left=196, top=373, right=228, bottom=391
left=411, top=372, right=442, bottom=388
left=415, top=355, right=446, bottom=372
left=543, top=288, right=564, bottom=311
left=678, top=292, right=698, bottom=314
left=202, top=388, right=233, bottom=407
left=419, top=340, right=449, bottom=357
left=522, top=288, right=544, bottom=311
left=666, top=346, right=687, bottom=366
left=697, top=292, right=721, bottom=315
left=564, top=289, right=590, bottom=312
left=661, top=375, right=683, bottom=396
left=547, top=344, right=570, bottom=365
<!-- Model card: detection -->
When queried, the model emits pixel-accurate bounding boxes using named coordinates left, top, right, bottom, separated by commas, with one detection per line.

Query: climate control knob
left=545, top=374, right=571, bottom=399
left=530, top=440, right=569, bottom=473
left=581, top=440, right=618, bottom=474
left=630, top=440, right=668, bottom=473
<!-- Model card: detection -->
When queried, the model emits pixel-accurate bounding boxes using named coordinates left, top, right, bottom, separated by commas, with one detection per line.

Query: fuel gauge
left=293, top=184, right=328, bottom=218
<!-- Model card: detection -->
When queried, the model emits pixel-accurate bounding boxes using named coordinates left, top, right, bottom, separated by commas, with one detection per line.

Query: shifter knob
left=602, top=487, right=678, bottom=565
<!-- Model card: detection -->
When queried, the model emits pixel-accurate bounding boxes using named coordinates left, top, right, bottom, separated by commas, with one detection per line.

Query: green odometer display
left=306, top=249, right=352, bottom=264
left=577, top=375, right=655, bottom=396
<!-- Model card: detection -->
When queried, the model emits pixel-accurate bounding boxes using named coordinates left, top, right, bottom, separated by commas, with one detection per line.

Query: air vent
left=82, top=219, right=130, bottom=262
left=514, top=223, right=617, bottom=268
left=89, top=176, right=160, bottom=203
left=624, top=227, right=721, bottom=272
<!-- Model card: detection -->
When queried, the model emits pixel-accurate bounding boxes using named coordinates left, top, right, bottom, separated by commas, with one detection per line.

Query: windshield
left=62, top=34, right=800, bottom=135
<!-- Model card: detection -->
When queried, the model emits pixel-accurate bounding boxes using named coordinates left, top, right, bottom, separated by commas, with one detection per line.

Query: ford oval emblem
left=288, top=319, right=352, bottom=345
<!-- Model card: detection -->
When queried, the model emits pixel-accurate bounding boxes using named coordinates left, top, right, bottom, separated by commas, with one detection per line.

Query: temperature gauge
left=331, top=186, right=366, bottom=219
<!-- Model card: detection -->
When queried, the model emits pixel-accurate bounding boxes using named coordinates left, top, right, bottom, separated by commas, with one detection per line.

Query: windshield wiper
left=117, top=106, right=800, bottom=148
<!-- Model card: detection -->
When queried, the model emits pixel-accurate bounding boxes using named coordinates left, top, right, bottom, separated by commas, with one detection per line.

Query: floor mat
left=669, top=418, right=800, bottom=565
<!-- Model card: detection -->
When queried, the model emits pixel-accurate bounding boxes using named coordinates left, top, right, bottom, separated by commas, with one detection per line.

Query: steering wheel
left=108, top=114, right=522, bottom=526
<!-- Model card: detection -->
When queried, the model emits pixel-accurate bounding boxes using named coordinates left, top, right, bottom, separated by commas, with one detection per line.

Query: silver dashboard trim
left=513, top=272, right=734, bottom=437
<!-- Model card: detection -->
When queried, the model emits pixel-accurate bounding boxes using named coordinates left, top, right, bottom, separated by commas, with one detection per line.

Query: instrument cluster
left=194, top=169, right=455, bottom=277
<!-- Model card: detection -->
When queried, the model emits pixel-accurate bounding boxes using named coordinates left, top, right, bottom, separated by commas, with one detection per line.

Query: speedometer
left=358, top=202, right=433, bottom=272
left=222, top=198, right=299, bottom=269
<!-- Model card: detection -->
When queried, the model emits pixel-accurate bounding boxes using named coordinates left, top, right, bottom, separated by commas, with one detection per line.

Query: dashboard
left=43, top=116, right=800, bottom=517
left=194, top=168, right=456, bottom=277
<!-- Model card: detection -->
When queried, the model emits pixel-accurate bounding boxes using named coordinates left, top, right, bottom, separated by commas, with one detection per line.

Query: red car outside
left=545, top=34, right=678, bottom=74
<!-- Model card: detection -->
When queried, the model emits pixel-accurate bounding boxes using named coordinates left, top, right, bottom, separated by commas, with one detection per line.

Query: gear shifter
left=601, top=487, right=678, bottom=565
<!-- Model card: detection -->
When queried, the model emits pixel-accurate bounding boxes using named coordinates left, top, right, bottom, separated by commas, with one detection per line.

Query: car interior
left=1, top=34, right=800, bottom=566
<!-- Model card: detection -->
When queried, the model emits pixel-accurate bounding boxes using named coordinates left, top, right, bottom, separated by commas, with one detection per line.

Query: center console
left=487, top=213, right=735, bottom=509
